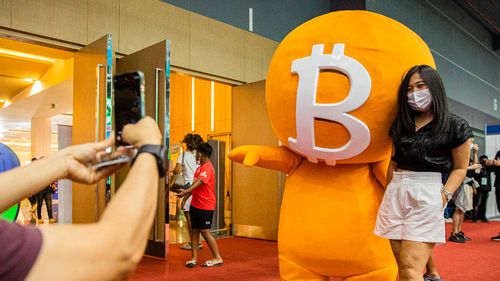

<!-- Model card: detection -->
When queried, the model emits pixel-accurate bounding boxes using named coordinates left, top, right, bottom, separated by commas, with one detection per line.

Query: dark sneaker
left=448, top=233, right=465, bottom=243
left=423, top=273, right=443, bottom=281
left=481, top=218, right=490, bottom=223
left=458, top=231, right=471, bottom=241
left=491, top=235, right=500, bottom=241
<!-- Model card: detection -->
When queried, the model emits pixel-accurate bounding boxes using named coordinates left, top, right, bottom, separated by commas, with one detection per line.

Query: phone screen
left=114, top=71, right=145, bottom=146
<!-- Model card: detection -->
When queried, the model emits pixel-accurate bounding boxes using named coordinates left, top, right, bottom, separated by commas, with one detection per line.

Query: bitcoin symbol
left=288, top=43, right=371, bottom=165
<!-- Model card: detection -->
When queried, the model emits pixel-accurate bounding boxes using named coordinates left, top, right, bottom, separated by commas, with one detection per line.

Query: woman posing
left=375, top=65, right=472, bottom=281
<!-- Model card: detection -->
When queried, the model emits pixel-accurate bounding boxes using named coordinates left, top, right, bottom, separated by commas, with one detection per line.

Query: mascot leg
left=343, top=264, right=398, bottom=281
left=279, top=254, right=328, bottom=281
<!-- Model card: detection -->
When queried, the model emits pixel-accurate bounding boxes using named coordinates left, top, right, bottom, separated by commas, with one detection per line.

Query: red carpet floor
left=130, top=221, right=500, bottom=281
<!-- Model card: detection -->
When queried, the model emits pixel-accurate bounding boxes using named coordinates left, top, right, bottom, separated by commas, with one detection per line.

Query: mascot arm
left=371, top=157, right=392, bottom=188
left=228, top=145, right=302, bottom=174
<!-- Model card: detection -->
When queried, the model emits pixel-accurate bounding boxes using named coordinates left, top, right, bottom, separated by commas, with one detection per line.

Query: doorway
left=168, top=74, right=234, bottom=245
left=0, top=36, right=74, bottom=226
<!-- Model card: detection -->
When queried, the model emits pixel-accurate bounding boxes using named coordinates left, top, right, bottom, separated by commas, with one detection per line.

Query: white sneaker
left=180, top=243, right=202, bottom=250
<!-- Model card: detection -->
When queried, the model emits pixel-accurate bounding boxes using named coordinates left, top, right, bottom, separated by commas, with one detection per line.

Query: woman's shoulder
left=448, top=114, right=471, bottom=128
left=447, top=114, right=473, bottom=145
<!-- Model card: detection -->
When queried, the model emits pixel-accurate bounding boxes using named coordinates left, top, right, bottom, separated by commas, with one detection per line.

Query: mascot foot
left=343, top=264, right=398, bottom=281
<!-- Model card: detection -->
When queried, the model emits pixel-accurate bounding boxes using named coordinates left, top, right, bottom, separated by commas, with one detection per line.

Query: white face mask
left=407, top=89, right=432, bottom=112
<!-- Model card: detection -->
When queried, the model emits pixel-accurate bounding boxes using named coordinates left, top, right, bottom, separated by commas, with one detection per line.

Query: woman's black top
left=392, top=114, right=473, bottom=173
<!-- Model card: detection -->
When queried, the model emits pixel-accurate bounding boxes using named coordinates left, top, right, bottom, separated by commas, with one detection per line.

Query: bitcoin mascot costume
left=229, top=11, right=435, bottom=281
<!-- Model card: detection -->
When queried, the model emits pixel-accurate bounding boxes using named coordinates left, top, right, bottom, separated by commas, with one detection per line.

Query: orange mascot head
left=266, top=10, right=435, bottom=165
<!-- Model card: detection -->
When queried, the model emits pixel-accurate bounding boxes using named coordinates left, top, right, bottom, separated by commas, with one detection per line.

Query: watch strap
left=441, top=188, right=453, bottom=201
left=136, top=144, right=166, bottom=177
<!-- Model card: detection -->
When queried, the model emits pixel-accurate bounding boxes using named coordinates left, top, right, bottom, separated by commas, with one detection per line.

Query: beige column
left=57, top=124, right=73, bottom=224
left=31, top=117, right=52, bottom=158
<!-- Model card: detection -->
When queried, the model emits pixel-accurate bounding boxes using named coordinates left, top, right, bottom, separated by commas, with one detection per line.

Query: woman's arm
left=442, top=139, right=472, bottom=204
left=172, top=162, right=181, bottom=174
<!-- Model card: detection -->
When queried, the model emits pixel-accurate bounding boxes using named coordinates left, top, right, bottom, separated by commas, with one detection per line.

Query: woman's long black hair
left=390, top=65, right=450, bottom=141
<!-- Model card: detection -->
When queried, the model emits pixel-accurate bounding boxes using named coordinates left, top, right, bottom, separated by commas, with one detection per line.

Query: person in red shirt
left=178, top=142, right=223, bottom=268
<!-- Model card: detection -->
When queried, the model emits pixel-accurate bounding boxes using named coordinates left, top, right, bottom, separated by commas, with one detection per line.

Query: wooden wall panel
left=232, top=81, right=281, bottom=240
left=11, top=0, right=87, bottom=44
left=262, top=38, right=279, bottom=80
left=214, top=82, right=232, bottom=133
left=190, top=13, right=245, bottom=82
left=170, top=73, right=192, bottom=145
left=0, top=0, right=10, bottom=28
left=244, top=31, right=263, bottom=83
left=193, top=78, right=210, bottom=138
left=119, top=0, right=189, bottom=68
left=88, top=0, right=119, bottom=46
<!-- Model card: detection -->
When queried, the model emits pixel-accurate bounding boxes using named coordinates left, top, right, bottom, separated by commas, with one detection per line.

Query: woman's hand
left=441, top=191, right=448, bottom=208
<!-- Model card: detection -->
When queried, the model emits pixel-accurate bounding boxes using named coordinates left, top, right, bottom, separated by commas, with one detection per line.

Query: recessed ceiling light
left=23, top=78, right=35, bottom=83
left=0, top=48, right=57, bottom=63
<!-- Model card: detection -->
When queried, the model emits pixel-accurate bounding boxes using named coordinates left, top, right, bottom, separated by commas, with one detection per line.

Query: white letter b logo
left=288, top=44, right=371, bottom=165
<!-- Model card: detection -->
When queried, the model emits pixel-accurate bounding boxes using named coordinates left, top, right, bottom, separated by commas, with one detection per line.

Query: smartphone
left=114, top=71, right=145, bottom=146
left=92, top=71, right=144, bottom=170
left=93, top=155, right=132, bottom=170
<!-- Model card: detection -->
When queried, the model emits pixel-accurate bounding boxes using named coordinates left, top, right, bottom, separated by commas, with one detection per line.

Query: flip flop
left=201, top=259, right=223, bottom=267
left=185, top=259, right=197, bottom=268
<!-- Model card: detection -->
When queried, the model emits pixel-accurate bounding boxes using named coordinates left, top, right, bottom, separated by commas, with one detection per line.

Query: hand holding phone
left=93, top=146, right=135, bottom=170
left=93, top=155, right=132, bottom=170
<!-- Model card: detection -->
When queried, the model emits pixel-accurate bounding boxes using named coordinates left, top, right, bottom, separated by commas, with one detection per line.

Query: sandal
left=201, top=259, right=223, bottom=267
left=185, top=259, right=197, bottom=268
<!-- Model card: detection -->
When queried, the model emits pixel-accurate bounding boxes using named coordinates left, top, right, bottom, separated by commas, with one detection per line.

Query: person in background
left=448, top=158, right=480, bottom=243
left=35, top=166, right=56, bottom=224
left=472, top=155, right=494, bottom=222
left=178, top=142, right=223, bottom=268
left=170, top=133, right=204, bottom=250
left=492, top=150, right=500, bottom=241
left=27, top=158, right=39, bottom=222
left=494, top=151, right=500, bottom=210
left=0, top=117, right=164, bottom=281
left=374, top=65, right=472, bottom=281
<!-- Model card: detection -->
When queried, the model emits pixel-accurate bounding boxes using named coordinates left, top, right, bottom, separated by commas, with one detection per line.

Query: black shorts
left=189, top=206, right=214, bottom=229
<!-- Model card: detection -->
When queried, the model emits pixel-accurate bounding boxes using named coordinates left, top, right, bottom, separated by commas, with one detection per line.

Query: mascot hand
left=229, top=145, right=302, bottom=174
left=228, top=145, right=261, bottom=167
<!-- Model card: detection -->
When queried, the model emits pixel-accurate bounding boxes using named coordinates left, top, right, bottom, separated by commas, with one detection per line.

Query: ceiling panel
left=0, top=56, right=51, bottom=79
left=0, top=76, right=34, bottom=100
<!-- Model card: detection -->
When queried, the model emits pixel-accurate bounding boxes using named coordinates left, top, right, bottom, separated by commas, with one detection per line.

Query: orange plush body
left=229, top=11, right=435, bottom=280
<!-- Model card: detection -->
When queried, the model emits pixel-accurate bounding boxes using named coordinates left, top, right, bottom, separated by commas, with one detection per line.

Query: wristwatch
left=136, top=144, right=167, bottom=177
left=441, top=188, right=453, bottom=201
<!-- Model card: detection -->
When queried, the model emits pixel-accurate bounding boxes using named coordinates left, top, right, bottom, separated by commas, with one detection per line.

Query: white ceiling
left=0, top=79, right=73, bottom=147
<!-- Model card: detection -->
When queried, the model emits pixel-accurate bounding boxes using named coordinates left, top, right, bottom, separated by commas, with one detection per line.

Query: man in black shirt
left=472, top=155, right=493, bottom=222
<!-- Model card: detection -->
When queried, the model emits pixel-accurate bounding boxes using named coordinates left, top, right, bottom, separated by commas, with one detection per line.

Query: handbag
left=169, top=152, right=186, bottom=191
